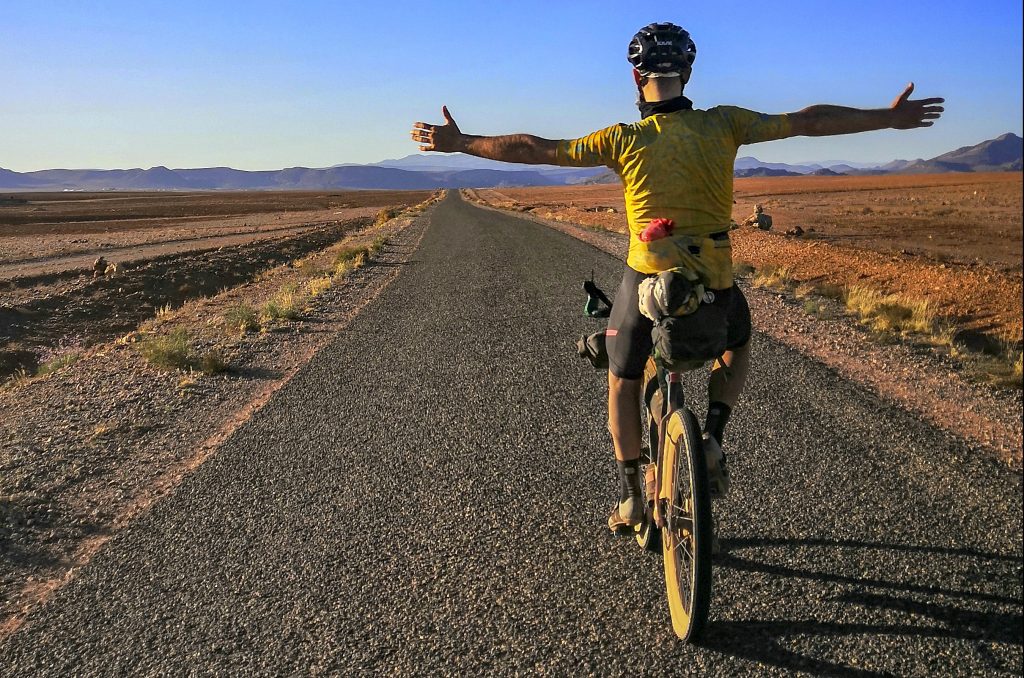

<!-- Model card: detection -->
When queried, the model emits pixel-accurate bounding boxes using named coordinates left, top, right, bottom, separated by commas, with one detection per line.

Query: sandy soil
left=469, top=172, right=1023, bottom=342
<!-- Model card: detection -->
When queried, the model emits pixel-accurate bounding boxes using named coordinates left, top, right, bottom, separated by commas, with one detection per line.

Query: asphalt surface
left=2, top=193, right=1021, bottom=676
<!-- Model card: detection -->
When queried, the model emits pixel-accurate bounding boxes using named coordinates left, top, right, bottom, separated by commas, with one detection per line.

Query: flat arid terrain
left=470, top=172, right=1023, bottom=344
left=0, top=190, right=428, bottom=276
left=0, top=190, right=430, bottom=377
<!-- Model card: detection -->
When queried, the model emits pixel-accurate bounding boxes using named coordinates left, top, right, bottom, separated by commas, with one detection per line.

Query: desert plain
left=0, top=190, right=429, bottom=377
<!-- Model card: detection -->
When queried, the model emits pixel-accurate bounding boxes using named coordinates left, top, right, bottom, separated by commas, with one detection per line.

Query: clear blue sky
left=2, top=0, right=1021, bottom=171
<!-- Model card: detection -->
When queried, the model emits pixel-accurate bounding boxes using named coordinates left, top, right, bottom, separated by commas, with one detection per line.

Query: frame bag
left=641, top=269, right=728, bottom=370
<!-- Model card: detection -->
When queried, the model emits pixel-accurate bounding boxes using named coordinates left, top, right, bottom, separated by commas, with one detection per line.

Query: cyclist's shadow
left=701, top=536, right=1023, bottom=676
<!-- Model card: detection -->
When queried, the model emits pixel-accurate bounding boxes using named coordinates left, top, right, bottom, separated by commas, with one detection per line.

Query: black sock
left=704, top=401, right=732, bottom=446
left=616, top=458, right=642, bottom=502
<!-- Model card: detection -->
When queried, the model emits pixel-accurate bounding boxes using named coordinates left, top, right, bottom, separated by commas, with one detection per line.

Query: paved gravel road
left=3, top=193, right=1021, bottom=676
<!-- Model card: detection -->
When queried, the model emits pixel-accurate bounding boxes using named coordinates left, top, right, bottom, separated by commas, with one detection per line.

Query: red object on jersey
left=639, top=218, right=676, bottom=242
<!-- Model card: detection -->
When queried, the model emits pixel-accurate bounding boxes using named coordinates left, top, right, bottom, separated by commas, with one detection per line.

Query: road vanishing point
left=2, top=193, right=1021, bottom=676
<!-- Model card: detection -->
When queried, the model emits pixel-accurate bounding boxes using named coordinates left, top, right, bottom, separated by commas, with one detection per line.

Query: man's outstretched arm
left=789, top=83, right=944, bottom=137
left=411, top=106, right=559, bottom=164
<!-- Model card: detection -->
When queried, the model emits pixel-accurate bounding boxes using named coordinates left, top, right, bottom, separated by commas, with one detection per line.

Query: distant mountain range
left=730, top=133, right=1022, bottom=178
left=1, top=133, right=1019, bottom=192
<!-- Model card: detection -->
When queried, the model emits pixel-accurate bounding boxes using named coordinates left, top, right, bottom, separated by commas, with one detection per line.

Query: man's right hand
left=411, top=106, right=464, bottom=153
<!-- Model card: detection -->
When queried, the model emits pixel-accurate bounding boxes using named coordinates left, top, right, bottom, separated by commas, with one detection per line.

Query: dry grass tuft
left=8, top=368, right=33, bottom=388
left=36, top=352, right=80, bottom=376
left=369, top=234, right=388, bottom=255
left=155, top=303, right=175, bottom=321
left=223, top=304, right=259, bottom=334
left=89, top=422, right=115, bottom=441
left=261, top=285, right=302, bottom=321
left=199, top=350, right=229, bottom=375
left=296, top=260, right=329, bottom=278
left=815, top=283, right=846, bottom=300
left=794, top=283, right=816, bottom=299
left=732, top=260, right=755, bottom=277
left=138, top=328, right=193, bottom=370
left=307, top=275, right=332, bottom=297
left=844, top=286, right=935, bottom=335
left=966, top=345, right=1023, bottom=390
left=802, top=298, right=831, bottom=318
left=751, top=264, right=794, bottom=291
left=375, top=208, right=398, bottom=226
left=334, top=247, right=368, bottom=276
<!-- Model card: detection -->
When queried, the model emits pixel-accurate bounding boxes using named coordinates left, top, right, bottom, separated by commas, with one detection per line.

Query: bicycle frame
left=650, top=366, right=685, bottom=529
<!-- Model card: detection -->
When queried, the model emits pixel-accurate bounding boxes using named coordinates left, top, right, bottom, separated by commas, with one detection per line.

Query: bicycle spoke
left=674, top=533, right=694, bottom=561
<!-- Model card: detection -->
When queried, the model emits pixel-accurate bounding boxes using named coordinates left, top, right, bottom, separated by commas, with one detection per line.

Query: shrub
left=224, top=304, right=259, bottom=334
left=844, top=286, right=935, bottom=335
left=334, top=248, right=368, bottom=276
left=307, top=276, right=332, bottom=296
left=732, top=261, right=755, bottom=277
left=751, top=264, right=793, bottom=291
left=36, top=352, right=80, bottom=376
left=199, top=350, right=229, bottom=374
left=138, top=329, right=192, bottom=370
left=375, top=208, right=398, bottom=226
left=262, top=285, right=302, bottom=320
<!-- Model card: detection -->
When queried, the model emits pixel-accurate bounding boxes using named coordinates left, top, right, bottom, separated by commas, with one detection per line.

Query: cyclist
left=410, top=22, right=943, bottom=532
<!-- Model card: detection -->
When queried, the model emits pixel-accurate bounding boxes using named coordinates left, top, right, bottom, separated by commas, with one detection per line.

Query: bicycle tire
left=633, top=439, right=661, bottom=552
left=635, top=361, right=662, bottom=552
left=660, top=407, right=713, bottom=642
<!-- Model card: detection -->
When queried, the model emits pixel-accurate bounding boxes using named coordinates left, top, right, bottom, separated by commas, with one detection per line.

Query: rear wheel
left=660, top=408, right=713, bottom=642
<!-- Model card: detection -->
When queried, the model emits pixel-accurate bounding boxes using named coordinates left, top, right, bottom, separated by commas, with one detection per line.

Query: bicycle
left=578, top=278, right=714, bottom=643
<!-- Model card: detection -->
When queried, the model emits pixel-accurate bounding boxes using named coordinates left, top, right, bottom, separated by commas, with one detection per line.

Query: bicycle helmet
left=627, top=23, right=697, bottom=81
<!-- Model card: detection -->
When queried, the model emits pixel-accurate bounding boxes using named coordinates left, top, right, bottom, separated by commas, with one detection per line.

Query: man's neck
left=641, top=80, right=683, bottom=102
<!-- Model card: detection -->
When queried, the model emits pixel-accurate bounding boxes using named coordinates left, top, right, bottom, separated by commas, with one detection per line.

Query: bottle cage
left=582, top=273, right=613, bottom=318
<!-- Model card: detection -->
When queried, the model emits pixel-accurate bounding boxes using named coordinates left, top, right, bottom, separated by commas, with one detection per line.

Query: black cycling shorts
left=606, top=266, right=752, bottom=379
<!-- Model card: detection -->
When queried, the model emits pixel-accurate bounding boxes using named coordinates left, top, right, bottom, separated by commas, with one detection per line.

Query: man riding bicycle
left=410, top=22, right=943, bottom=533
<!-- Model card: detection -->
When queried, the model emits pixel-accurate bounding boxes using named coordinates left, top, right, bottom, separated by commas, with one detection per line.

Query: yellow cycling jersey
left=556, top=106, right=791, bottom=288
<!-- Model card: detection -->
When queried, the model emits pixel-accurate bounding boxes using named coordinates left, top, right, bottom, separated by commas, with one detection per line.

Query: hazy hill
left=899, top=133, right=1023, bottom=173
left=734, top=167, right=802, bottom=178
left=735, top=157, right=818, bottom=174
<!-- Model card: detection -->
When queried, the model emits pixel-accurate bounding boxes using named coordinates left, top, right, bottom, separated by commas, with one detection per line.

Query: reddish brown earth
left=0, top=190, right=432, bottom=378
left=0, top=191, right=429, bottom=277
left=469, top=173, right=1023, bottom=342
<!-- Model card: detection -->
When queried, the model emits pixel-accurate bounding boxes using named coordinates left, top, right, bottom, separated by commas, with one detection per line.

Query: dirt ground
left=0, top=191, right=431, bottom=379
left=0, top=190, right=428, bottom=274
left=470, top=172, right=1023, bottom=342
